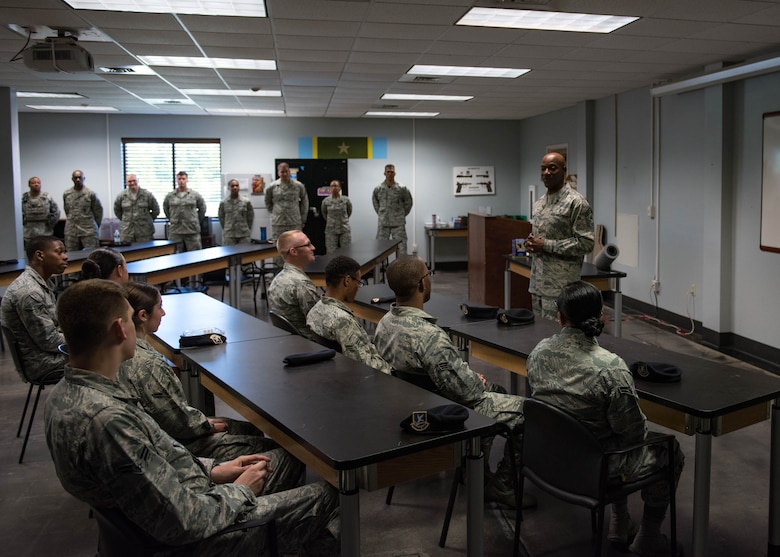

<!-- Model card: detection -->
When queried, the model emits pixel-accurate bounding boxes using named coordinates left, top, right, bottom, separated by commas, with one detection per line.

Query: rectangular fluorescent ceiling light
left=365, top=111, right=439, bottom=118
left=146, top=99, right=196, bottom=105
left=139, top=56, right=276, bottom=71
left=409, top=65, right=529, bottom=79
left=27, top=105, right=118, bottom=112
left=182, top=89, right=281, bottom=97
left=206, top=108, right=284, bottom=115
left=99, top=65, right=157, bottom=75
left=17, top=92, right=86, bottom=99
left=382, top=93, right=473, bottom=102
left=457, top=8, right=638, bottom=33
left=63, top=0, right=266, bottom=17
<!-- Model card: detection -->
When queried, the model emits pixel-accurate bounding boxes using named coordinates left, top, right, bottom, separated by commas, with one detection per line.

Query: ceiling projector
left=23, top=36, right=94, bottom=73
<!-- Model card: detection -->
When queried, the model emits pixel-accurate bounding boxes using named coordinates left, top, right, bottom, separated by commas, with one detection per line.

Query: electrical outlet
left=647, top=205, right=656, bottom=218
left=689, top=283, right=696, bottom=296
left=651, top=280, right=660, bottom=294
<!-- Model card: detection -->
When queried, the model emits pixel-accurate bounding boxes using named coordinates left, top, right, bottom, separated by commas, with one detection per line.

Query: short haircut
left=57, top=279, right=129, bottom=356
left=25, top=236, right=61, bottom=260
left=385, top=164, right=395, bottom=171
left=386, top=256, right=425, bottom=299
left=324, top=256, right=360, bottom=287
left=556, top=280, right=605, bottom=338
left=176, top=171, right=188, bottom=178
left=81, top=248, right=123, bottom=281
left=228, top=179, right=239, bottom=186
left=278, top=162, right=290, bottom=171
left=28, top=176, right=40, bottom=186
left=276, top=229, right=302, bottom=255
left=125, top=282, right=161, bottom=326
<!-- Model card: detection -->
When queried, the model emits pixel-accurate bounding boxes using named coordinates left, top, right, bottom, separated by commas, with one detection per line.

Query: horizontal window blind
left=122, top=139, right=222, bottom=217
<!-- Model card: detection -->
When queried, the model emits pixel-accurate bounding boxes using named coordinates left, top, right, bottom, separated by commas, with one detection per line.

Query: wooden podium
left=467, top=213, right=532, bottom=307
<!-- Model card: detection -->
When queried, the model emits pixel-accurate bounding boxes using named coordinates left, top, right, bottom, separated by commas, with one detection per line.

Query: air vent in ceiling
left=100, top=66, right=136, bottom=74
left=399, top=74, right=455, bottom=84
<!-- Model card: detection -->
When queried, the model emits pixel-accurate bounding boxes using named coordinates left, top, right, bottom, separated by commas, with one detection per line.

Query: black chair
left=268, top=308, right=302, bottom=335
left=519, top=398, right=677, bottom=557
left=308, top=330, right=343, bottom=352
left=2, top=324, right=64, bottom=464
left=92, top=506, right=277, bottom=557
left=202, top=265, right=262, bottom=314
left=386, top=368, right=521, bottom=555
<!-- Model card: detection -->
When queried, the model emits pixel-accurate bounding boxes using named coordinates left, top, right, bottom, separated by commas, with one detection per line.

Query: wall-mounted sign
left=453, top=166, right=495, bottom=196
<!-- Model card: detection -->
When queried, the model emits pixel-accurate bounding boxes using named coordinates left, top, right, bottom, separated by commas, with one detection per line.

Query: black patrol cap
left=497, top=308, right=535, bottom=326
left=400, top=404, right=469, bottom=434
left=629, top=361, right=682, bottom=383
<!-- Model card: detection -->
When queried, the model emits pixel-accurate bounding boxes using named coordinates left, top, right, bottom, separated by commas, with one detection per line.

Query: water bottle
left=113, top=229, right=120, bottom=244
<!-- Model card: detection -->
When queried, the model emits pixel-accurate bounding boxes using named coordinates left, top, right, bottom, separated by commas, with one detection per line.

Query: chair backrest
left=92, top=506, right=278, bottom=557
left=391, top=367, right=440, bottom=394
left=522, top=398, right=606, bottom=500
left=268, top=309, right=302, bottom=335
left=2, top=324, right=28, bottom=381
left=92, top=506, right=161, bottom=557
left=309, top=330, right=343, bottom=352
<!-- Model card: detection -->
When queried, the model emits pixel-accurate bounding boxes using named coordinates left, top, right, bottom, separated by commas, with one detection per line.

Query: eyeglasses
left=344, top=275, right=367, bottom=288
left=418, top=269, right=434, bottom=284
left=288, top=241, right=313, bottom=253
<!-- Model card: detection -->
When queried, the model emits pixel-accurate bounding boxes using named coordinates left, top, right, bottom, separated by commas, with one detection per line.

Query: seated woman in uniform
left=527, top=280, right=684, bottom=557
left=119, top=281, right=283, bottom=461
left=80, top=247, right=128, bottom=284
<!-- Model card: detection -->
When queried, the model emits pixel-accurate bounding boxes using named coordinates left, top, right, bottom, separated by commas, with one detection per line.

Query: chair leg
left=593, top=506, right=605, bottom=557
left=17, top=383, right=34, bottom=438
left=439, top=467, right=463, bottom=547
left=385, top=486, right=395, bottom=505
left=19, top=383, right=45, bottom=463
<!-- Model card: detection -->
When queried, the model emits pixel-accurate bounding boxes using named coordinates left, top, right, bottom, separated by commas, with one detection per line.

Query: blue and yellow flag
left=298, top=137, right=387, bottom=159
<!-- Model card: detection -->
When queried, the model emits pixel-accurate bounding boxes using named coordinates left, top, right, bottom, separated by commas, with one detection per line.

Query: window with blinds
left=122, top=139, right=222, bottom=217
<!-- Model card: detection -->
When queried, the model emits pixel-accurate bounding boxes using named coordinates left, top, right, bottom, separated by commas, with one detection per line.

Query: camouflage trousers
left=324, top=230, right=351, bottom=253
left=531, top=293, right=559, bottom=322
left=64, top=232, right=99, bottom=251
left=222, top=235, right=250, bottom=246
left=169, top=232, right=202, bottom=251
left=376, top=224, right=407, bottom=255
left=612, top=433, right=685, bottom=509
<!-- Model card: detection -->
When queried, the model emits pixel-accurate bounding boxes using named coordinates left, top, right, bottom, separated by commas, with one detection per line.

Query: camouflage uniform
left=63, top=186, right=103, bottom=250
left=527, top=327, right=684, bottom=507
left=264, top=178, right=308, bottom=240
left=321, top=195, right=352, bottom=253
left=0, top=266, right=66, bottom=382
left=267, top=263, right=319, bottom=340
left=307, top=296, right=392, bottom=374
left=374, top=305, right=524, bottom=468
left=114, top=188, right=160, bottom=243
left=45, top=366, right=340, bottom=556
left=529, top=184, right=594, bottom=320
left=163, top=189, right=207, bottom=251
left=372, top=182, right=413, bottom=255
left=118, top=337, right=277, bottom=459
left=21, top=192, right=60, bottom=249
left=218, top=195, right=254, bottom=245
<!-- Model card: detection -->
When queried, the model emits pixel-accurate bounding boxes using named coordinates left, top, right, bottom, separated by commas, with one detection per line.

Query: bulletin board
left=761, top=112, right=780, bottom=253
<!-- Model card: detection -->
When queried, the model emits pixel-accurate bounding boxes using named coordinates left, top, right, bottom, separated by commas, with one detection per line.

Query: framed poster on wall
left=761, top=112, right=780, bottom=253
left=453, top=166, right=495, bottom=196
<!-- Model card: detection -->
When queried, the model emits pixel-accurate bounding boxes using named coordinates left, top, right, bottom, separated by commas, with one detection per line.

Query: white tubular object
left=594, top=243, right=620, bottom=271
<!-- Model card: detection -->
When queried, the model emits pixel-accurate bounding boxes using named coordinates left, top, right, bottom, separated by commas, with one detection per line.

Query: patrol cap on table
left=460, top=303, right=499, bottom=319
left=399, top=404, right=469, bottom=434
left=629, top=361, right=682, bottom=383
left=497, top=308, right=535, bottom=326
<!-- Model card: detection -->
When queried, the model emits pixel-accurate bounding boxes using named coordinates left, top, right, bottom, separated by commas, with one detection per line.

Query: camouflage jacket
left=372, top=182, right=412, bottom=227
left=307, top=296, right=392, bottom=374
left=267, top=263, right=319, bottom=339
left=0, top=266, right=66, bottom=381
left=529, top=184, right=594, bottom=297
left=21, top=191, right=60, bottom=238
left=527, top=327, right=661, bottom=480
left=218, top=196, right=254, bottom=239
left=63, top=186, right=103, bottom=235
left=321, top=196, right=352, bottom=234
left=264, top=179, right=308, bottom=228
left=114, top=188, right=160, bottom=242
left=374, top=305, right=486, bottom=406
left=163, top=189, right=207, bottom=236
left=44, top=365, right=260, bottom=545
